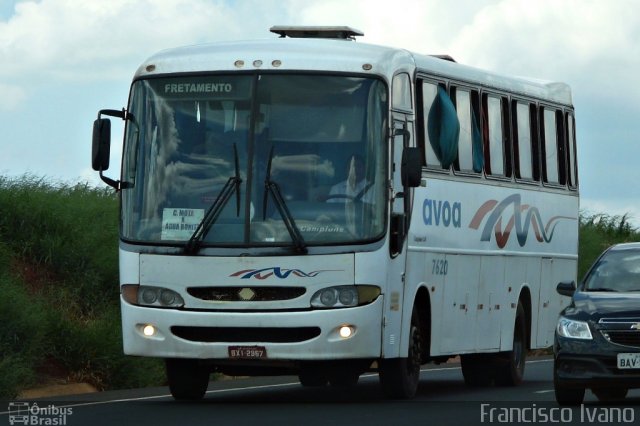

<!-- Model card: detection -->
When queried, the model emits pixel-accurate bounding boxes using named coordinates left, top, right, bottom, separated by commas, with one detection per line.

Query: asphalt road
left=2, top=357, right=640, bottom=426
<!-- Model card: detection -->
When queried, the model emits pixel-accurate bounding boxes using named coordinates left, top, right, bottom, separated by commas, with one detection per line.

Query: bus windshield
left=121, top=74, right=388, bottom=248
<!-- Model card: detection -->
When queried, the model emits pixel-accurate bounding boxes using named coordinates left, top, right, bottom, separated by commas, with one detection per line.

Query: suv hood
left=566, top=291, right=640, bottom=320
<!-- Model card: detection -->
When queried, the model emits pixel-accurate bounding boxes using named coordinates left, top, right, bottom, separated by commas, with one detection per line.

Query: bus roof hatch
left=270, top=26, right=364, bottom=40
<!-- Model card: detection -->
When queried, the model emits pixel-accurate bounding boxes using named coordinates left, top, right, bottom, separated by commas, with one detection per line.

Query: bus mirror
left=92, top=118, right=111, bottom=171
left=401, top=147, right=422, bottom=188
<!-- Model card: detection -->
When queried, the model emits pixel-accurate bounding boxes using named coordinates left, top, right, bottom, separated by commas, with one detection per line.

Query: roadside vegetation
left=0, top=175, right=164, bottom=398
left=577, top=212, right=638, bottom=279
left=1, top=175, right=639, bottom=398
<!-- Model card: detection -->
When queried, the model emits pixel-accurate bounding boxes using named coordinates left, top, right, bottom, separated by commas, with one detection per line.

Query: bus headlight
left=121, top=285, right=185, bottom=308
left=310, top=285, right=380, bottom=309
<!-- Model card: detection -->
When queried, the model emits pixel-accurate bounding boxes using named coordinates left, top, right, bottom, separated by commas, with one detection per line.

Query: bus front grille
left=171, top=326, right=321, bottom=343
left=187, top=286, right=306, bottom=302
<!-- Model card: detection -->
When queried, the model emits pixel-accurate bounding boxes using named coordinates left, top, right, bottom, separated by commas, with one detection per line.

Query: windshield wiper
left=262, top=146, right=308, bottom=254
left=184, top=143, right=242, bottom=255
left=587, top=287, right=619, bottom=292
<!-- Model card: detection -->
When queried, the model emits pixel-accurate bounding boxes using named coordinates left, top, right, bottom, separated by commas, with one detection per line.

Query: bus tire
left=379, top=308, right=422, bottom=399
left=494, top=301, right=527, bottom=386
left=165, top=358, right=209, bottom=400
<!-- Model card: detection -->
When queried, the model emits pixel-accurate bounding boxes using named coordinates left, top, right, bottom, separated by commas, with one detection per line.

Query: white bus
left=92, top=26, right=579, bottom=399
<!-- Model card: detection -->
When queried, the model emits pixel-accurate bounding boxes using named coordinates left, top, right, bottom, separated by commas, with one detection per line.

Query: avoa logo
left=423, top=198, right=462, bottom=228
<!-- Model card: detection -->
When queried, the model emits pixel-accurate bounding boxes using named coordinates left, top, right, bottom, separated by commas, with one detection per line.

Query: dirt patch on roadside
left=18, top=383, right=98, bottom=399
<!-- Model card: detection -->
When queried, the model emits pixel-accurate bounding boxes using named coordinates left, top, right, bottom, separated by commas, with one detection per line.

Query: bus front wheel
left=165, top=358, right=210, bottom=400
left=379, top=309, right=422, bottom=399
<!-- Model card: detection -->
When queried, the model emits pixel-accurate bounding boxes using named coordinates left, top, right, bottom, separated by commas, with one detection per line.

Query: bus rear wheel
left=379, top=309, right=422, bottom=398
left=494, top=301, right=527, bottom=386
left=165, top=358, right=209, bottom=400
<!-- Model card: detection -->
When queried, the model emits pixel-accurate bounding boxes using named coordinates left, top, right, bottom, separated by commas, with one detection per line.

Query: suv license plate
left=228, top=346, right=267, bottom=359
left=617, top=353, right=640, bottom=369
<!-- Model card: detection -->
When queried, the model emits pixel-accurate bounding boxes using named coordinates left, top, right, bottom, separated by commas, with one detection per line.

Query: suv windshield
left=121, top=74, right=388, bottom=248
left=584, top=249, right=640, bottom=292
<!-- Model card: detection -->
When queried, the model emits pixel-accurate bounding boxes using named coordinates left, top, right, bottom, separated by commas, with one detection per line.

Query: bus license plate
left=228, top=346, right=267, bottom=359
left=617, top=353, right=640, bottom=369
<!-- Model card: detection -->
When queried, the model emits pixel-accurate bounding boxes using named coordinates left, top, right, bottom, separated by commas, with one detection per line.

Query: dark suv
left=554, top=242, right=640, bottom=405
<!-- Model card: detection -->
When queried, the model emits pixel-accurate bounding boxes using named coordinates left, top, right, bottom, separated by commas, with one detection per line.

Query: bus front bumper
left=121, top=296, right=383, bottom=361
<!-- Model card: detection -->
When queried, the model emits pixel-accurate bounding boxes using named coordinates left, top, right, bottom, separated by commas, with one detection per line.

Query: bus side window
left=452, top=87, right=482, bottom=174
left=566, top=112, right=578, bottom=189
left=555, top=109, right=567, bottom=186
left=423, top=85, right=459, bottom=169
left=513, top=100, right=535, bottom=181
left=483, top=94, right=507, bottom=177
left=541, top=107, right=560, bottom=185
left=420, top=81, right=442, bottom=169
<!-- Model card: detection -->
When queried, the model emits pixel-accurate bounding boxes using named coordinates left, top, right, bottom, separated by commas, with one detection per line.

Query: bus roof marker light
left=234, top=60, right=244, bottom=68
left=272, top=60, right=282, bottom=68
left=362, top=63, right=372, bottom=71
left=145, top=64, right=156, bottom=72
left=253, top=60, right=263, bottom=68
left=270, top=26, right=363, bottom=40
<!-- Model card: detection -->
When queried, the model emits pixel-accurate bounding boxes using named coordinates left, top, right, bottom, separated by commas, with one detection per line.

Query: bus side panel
left=476, top=255, right=504, bottom=350
left=440, top=255, right=480, bottom=353
left=405, top=250, right=445, bottom=356
left=502, top=256, right=539, bottom=352
left=536, top=257, right=575, bottom=348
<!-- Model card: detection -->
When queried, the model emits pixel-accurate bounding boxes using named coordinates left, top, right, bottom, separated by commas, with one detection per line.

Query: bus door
left=382, top=116, right=417, bottom=357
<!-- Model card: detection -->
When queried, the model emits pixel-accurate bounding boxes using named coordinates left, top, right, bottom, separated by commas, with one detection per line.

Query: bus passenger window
left=454, top=88, right=482, bottom=173
left=426, top=86, right=459, bottom=169
left=421, top=82, right=441, bottom=168
left=542, top=108, right=559, bottom=184
left=514, top=101, right=533, bottom=180
left=485, top=95, right=505, bottom=176
left=566, top=113, right=578, bottom=188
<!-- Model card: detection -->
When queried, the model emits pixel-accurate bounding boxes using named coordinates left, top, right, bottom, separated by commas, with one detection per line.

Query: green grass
left=577, top=212, right=639, bottom=279
left=1, top=174, right=639, bottom=398
left=0, top=175, right=164, bottom=398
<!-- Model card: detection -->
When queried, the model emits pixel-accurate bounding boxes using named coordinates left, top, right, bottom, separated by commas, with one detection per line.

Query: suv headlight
left=310, top=285, right=380, bottom=309
left=557, top=317, right=593, bottom=340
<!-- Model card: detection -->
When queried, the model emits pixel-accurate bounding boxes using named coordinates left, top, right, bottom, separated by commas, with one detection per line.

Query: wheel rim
left=407, top=325, right=421, bottom=378
left=513, top=318, right=524, bottom=374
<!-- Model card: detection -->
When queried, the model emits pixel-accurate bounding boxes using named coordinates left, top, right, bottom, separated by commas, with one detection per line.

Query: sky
left=1, top=0, right=639, bottom=224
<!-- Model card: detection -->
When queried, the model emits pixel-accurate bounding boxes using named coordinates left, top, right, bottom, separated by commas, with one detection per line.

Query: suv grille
left=599, top=318, right=640, bottom=348
left=601, top=331, right=640, bottom=348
